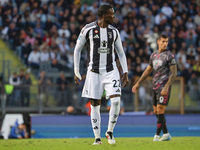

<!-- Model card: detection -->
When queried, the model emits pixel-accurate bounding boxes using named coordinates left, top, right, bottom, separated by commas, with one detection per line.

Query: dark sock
left=156, top=114, right=164, bottom=135
left=162, top=115, right=168, bottom=134
left=156, top=114, right=168, bottom=134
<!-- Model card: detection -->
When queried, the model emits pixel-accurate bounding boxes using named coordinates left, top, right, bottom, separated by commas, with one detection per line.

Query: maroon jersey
left=149, top=50, right=176, bottom=91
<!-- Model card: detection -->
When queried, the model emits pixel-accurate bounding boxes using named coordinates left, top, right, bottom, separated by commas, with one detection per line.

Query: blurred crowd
left=0, top=0, right=200, bottom=106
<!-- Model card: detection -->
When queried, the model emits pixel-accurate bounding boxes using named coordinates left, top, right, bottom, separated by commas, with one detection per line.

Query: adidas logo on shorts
left=116, top=89, right=120, bottom=92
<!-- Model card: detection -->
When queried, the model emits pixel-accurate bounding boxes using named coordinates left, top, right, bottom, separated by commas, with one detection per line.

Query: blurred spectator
left=161, top=2, right=173, bottom=18
left=22, top=39, right=32, bottom=67
left=187, top=44, right=196, bottom=56
left=18, top=69, right=25, bottom=85
left=56, top=71, right=69, bottom=90
left=56, top=71, right=75, bottom=107
left=8, top=72, right=21, bottom=106
left=38, top=70, right=52, bottom=106
left=28, top=47, right=40, bottom=70
left=121, top=3, right=132, bottom=17
left=155, top=12, right=167, bottom=26
left=176, top=49, right=187, bottom=64
left=194, top=11, right=200, bottom=26
left=21, top=73, right=32, bottom=106
left=9, top=72, right=20, bottom=86
left=188, top=73, right=199, bottom=101
left=186, top=33, right=197, bottom=48
left=40, top=48, right=50, bottom=62
left=58, top=23, right=71, bottom=40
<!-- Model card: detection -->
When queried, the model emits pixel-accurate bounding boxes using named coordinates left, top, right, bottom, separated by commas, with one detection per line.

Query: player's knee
left=90, top=99, right=101, bottom=106
left=111, top=97, right=120, bottom=106
left=157, top=106, right=165, bottom=114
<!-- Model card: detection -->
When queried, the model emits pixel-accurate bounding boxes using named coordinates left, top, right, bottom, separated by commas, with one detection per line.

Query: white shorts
left=82, top=67, right=121, bottom=99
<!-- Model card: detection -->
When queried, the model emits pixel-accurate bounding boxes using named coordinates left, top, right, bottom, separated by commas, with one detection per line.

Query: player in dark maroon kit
left=132, top=34, right=177, bottom=141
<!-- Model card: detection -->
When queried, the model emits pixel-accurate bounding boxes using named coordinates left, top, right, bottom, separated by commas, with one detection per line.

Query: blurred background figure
left=8, top=120, right=28, bottom=139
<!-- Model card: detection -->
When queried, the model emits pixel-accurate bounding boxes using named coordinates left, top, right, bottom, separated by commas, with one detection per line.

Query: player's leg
left=104, top=68, right=121, bottom=144
left=152, top=91, right=160, bottom=141
left=81, top=69, right=103, bottom=145
left=90, top=99, right=102, bottom=145
left=156, top=104, right=166, bottom=136
left=105, top=95, right=120, bottom=144
left=158, top=88, right=172, bottom=141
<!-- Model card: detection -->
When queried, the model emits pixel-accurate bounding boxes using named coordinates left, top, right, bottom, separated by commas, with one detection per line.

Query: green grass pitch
left=0, top=137, right=200, bottom=150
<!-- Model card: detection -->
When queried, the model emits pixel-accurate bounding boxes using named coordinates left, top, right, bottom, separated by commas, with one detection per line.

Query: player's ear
left=157, top=39, right=159, bottom=45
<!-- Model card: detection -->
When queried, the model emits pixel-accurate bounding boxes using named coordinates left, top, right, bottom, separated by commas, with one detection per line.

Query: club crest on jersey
left=153, top=60, right=163, bottom=68
left=95, top=30, right=98, bottom=33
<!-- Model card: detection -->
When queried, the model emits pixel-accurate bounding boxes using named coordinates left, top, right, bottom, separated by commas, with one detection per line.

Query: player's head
left=157, top=34, right=168, bottom=51
left=98, top=5, right=115, bottom=24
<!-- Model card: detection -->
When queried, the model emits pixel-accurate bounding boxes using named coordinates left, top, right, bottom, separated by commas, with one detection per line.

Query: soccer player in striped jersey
left=74, top=5, right=128, bottom=145
left=132, top=34, right=177, bottom=141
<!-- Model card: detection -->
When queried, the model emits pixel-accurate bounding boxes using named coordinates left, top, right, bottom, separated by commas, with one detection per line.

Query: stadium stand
left=0, top=0, right=199, bottom=119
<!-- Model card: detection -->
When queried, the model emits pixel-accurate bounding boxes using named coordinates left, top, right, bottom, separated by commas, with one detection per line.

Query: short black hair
left=97, top=5, right=112, bottom=18
left=158, top=34, right=168, bottom=40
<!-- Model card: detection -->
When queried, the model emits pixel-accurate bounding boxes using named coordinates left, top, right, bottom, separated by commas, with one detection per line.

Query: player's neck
left=97, top=20, right=108, bottom=28
left=158, top=49, right=166, bottom=53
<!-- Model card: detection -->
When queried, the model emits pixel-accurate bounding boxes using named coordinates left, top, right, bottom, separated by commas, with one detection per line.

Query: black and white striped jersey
left=74, top=21, right=128, bottom=74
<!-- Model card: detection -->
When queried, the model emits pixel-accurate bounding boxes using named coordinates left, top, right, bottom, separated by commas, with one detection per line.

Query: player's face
left=157, top=37, right=168, bottom=51
left=104, top=8, right=115, bottom=24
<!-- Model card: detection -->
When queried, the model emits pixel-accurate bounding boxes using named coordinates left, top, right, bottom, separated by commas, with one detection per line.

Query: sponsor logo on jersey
left=94, top=34, right=99, bottom=38
left=111, top=121, right=116, bottom=123
left=98, top=48, right=110, bottom=54
left=93, top=126, right=98, bottom=129
left=153, top=60, right=163, bottom=67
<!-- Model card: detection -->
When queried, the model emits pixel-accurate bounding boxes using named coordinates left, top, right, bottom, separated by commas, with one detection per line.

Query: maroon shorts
left=152, top=86, right=171, bottom=106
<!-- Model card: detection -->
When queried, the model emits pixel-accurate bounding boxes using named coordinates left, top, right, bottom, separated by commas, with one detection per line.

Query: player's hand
left=161, top=87, right=168, bottom=96
left=74, top=75, right=82, bottom=85
left=74, top=69, right=82, bottom=85
left=121, top=72, right=128, bottom=88
left=132, top=83, right=140, bottom=93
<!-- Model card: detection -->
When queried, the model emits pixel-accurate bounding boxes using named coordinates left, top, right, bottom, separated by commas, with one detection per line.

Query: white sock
left=90, top=105, right=101, bottom=139
left=107, top=97, right=120, bottom=133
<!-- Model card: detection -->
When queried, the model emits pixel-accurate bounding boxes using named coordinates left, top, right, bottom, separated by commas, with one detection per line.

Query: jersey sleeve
left=114, top=29, right=128, bottom=73
left=168, top=53, right=176, bottom=66
left=149, top=53, right=154, bottom=67
left=74, top=26, right=88, bottom=71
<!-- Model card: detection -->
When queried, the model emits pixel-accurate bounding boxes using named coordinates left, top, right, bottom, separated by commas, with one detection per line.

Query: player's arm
left=114, top=29, right=128, bottom=88
left=132, top=65, right=153, bottom=93
left=161, top=65, right=177, bottom=96
left=74, top=27, right=87, bottom=84
left=161, top=54, right=177, bottom=96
